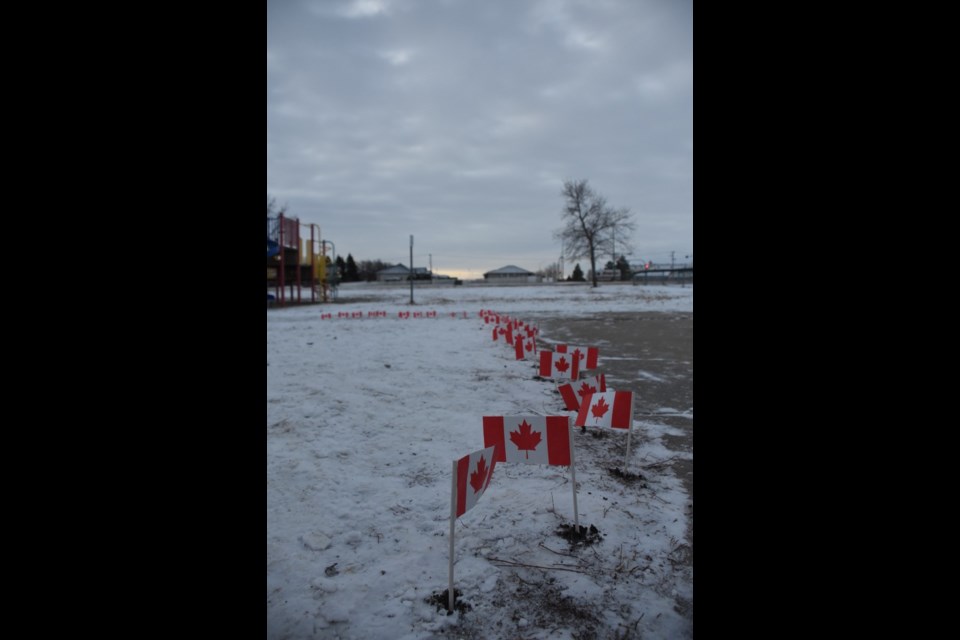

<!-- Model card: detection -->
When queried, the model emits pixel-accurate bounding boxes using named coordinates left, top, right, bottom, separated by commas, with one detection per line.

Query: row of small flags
left=480, top=309, right=634, bottom=432
left=487, top=312, right=540, bottom=360
left=445, top=309, right=636, bottom=610
left=320, top=310, right=472, bottom=319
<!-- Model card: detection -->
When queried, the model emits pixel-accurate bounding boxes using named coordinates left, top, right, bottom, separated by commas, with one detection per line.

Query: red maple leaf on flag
left=470, top=456, right=489, bottom=493
left=591, top=396, right=610, bottom=420
left=509, top=420, right=542, bottom=460
left=555, top=357, right=570, bottom=373
left=577, top=382, right=597, bottom=399
left=525, top=340, right=534, bottom=352
left=572, top=348, right=584, bottom=362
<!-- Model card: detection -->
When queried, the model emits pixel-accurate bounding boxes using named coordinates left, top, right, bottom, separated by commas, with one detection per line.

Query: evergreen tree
left=335, top=255, right=346, bottom=280
left=345, top=254, right=360, bottom=282
left=616, top=255, right=632, bottom=281
left=572, top=263, right=585, bottom=282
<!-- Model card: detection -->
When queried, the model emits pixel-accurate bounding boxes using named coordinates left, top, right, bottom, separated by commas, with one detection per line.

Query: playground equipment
left=267, top=213, right=334, bottom=305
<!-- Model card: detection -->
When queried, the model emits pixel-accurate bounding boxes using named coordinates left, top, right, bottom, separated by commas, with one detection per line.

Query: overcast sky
left=267, top=0, right=691, bottom=279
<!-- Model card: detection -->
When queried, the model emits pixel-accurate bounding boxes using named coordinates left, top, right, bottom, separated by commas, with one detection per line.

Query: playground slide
left=267, top=238, right=279, bottom=257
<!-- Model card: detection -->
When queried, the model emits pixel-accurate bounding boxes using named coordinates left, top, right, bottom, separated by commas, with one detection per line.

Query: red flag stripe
left=539, top=351, right=552, bottom=376
left=610, top=390, right=632, bottom=428
left=545, top=416, right=572, bottom=466
left=558, top=383, right=579, bottom=411
left=482, top=416, right=508, bottom=462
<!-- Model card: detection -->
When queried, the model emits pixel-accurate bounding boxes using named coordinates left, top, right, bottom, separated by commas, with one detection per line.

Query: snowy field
left=267, top=283, right=693, bottom=639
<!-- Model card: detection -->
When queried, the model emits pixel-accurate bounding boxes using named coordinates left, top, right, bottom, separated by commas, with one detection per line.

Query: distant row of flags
left=320, top=310, right=472, bottom=319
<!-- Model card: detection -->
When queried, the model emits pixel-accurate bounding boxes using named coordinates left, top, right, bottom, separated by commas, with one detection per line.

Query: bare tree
left=267, top=193, right=289, bottom=218
left=537, top=261, right=563, bottom=281
left=554, top=179, right=635, bottom=288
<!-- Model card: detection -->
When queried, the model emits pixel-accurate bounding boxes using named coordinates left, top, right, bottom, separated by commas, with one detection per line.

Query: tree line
left=333, top=255, right=396, bottom=282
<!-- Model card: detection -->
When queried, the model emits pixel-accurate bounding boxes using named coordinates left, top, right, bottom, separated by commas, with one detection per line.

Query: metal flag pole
left=524, top=410, right=578, bottom=531
left=624, top=428, right=632, bottom=473
left=568, top=418, right=579, bottom=530
left=448, top=459, right=457, bottom=612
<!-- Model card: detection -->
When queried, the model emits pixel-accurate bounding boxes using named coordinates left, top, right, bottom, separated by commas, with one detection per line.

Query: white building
left=483, top=265, right=538, bottom=283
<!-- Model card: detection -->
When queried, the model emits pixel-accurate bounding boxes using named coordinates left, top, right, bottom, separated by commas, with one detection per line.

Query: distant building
left=377, top=264, right=410, bottom=282
left=376, top=264, right=432, bottom=282
left=483, top=265, right=538, bottom=283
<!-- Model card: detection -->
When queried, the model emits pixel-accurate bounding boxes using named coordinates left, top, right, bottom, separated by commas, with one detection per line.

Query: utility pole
left=429, top=253, right=433, bottom=283
left=560, top=238, right=564, bottom=281
left=409, top=235, right=414, bottom=304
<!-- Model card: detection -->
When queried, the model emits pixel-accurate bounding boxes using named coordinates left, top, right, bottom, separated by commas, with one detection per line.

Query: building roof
left=484, top=265, right=535, bottom=276
left=378, top=264, right=410, bottom=274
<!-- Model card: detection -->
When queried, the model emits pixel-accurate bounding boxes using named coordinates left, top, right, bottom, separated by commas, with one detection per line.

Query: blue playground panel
left=267, top=238, right=280, bottom=257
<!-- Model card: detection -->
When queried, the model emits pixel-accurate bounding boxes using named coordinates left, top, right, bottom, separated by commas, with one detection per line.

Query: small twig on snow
left=642, top=455, right=682, bottom=470
left=487, top=555, right=594, bottom=576
left=538, top=541, right=578, bottom=558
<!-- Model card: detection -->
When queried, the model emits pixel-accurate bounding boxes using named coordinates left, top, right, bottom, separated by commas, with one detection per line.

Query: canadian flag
left=556, top=345, right=599, bottom=370
left=539, top=350, right=580, bottom=380
left=523, top=325, right=538, bottom=348
left=525, top=336, right=537, bottom=357
left=557, top=374, right=607, bottom=411
left=482, top=415, right=571, bottom=465
left=575, top=391, right=634, bottom=429
left=454, top=445, right=498, bottom=517
left=514, top=334, right=537, bottom=360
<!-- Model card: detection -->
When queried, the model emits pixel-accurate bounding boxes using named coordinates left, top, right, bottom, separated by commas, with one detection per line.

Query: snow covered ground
left=267, top=283, right=693, bottom=639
